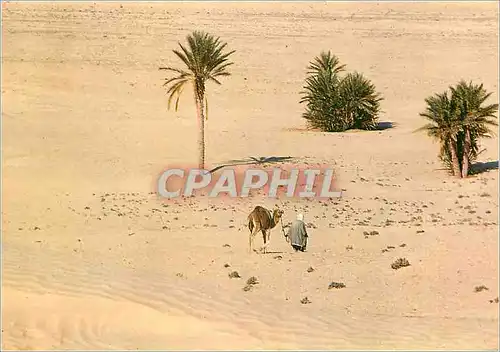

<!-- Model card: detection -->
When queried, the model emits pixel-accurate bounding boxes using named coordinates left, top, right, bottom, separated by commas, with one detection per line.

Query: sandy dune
left=2, top=2, right=499, bottom=350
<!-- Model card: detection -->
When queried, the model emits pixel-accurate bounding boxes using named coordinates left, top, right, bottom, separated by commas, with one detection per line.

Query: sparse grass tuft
left=364, top=230, right=379, bottom=238
left=300, top=296, right=311, bottom=304
left=246, top=276, right=259, bottom=285
left=391, top=258, right=410, bottom=270
left=474, top=285, right=489, bottom=292
left=228, top=271, right=241, bottom=279
left=328, top=282, right=346, bottom=289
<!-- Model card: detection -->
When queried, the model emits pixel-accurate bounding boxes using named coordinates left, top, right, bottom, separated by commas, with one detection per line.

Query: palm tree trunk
left=461, top=128, right=471, bottom=178
left=195, top=93, right=206, bottom=169
left=449, top=138, right=461, bottom=178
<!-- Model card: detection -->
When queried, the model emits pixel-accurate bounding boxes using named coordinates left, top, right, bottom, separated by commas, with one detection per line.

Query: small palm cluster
left=419, top=81, right=498, bottom=178
left=300, top=51, right=383, bottom=132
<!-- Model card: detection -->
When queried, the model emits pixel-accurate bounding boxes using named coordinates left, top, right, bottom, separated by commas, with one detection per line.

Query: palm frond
left=173, top=45, right=195, bottom=71
left=160, top=30, right=235, bottom=115
left=166, top=79, right=189, bottom=111
left=307, top=51, right=346, bottom=76
left=159, top=66, right=188, bottom=75
left=163, top=72, right=192, bottom=87
left=209, top=76, right=222, bottom=85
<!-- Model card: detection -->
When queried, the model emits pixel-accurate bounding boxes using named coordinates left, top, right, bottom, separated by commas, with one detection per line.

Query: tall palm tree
left=451, top=81, right=498, bottom=177
left=418, top=92, right=463, bottom=177
left=160, top=31, right=235, bottom=169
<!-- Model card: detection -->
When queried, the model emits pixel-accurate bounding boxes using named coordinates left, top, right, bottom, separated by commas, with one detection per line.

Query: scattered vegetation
left=391, top=258, right=410, bottom=270
left=160, top=31, right=235, bottom=168
left=228, top=271, right=241, bottom=278
left=418, top=80, right=498, bottom=178
left=300, top=51, right=383, bottom=132
left=242, top=285, right=252, bottom=292
left=246, top=276, right=259, bottom=285
left=328, top=282, right=346, bottom=289
left=243, top=276, right=259, bottom=291
left=382, top=245, right=398, bottom=253
left=474, top=285, right=489, bottom=292
left=364, top=230, right=379, bottom=238
left=300, top=296, right=312, bottom=304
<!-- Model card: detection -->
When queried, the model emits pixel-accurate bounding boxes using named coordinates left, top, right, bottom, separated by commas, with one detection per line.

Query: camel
left=247, top=205, right=284, bottom=254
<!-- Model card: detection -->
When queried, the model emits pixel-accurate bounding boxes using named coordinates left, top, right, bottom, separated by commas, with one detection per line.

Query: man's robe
left=287, top=220, right=308, bottom=247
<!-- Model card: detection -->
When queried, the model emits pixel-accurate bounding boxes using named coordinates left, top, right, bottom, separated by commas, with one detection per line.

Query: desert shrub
left=391, top=258, right=410, bottom=270
left=300, top=51, right=383, bottom=132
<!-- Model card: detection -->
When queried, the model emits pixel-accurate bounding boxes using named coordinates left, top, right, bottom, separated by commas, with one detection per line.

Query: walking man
left=286, top=213, right=308, bottom=252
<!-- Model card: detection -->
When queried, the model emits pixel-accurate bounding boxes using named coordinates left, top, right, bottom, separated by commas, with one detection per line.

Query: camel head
left=272, top=206, right=284, bottom=222
left=272, top=206, right=285, bottom=235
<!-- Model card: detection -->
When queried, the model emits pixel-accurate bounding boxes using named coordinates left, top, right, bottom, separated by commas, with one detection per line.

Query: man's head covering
left=297, top=213, right=304, bottom=221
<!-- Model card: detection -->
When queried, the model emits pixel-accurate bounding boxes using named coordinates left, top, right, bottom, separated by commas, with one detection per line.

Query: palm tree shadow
left=375, top=121, right=395, bottom=130
left=208, top=156, right=294, bottom=174
left=470, top=160, right=499, bottom=175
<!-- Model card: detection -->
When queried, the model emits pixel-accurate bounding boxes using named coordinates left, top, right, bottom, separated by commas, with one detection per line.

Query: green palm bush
left=419, top=80, right=498, bottom=177
left=300, top=51, right=383, bottom=132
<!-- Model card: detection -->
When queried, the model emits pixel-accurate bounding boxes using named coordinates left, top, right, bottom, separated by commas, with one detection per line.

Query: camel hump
left=249, top=206, right=266, bottom=216
left=248, top=205, right=273, bottom=225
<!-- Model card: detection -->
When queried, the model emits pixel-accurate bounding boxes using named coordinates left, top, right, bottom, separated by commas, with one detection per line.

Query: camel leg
left=261, top=230, right=267, bottom=253
left=249, top=232, right=253, bottom=253
left=260, top=230, right=273, bottom=254
left=266, top=230, right=271, bottom=252
left=249, top=229, right=258, bottom=254
left=249, top=218, right=255, bottom=253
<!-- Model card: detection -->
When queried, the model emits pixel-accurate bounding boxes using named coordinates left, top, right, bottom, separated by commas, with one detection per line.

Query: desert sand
left=2, top=1, right=499, bottom=350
